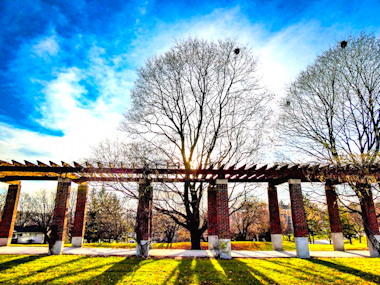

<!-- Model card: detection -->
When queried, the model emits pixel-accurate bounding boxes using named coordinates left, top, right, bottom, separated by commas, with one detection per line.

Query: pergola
left=0, top=160, right=379, bottom=258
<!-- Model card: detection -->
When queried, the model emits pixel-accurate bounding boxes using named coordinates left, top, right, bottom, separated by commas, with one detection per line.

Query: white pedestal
left=71, top=237, right=83, bottom=247
left=331, top=232, right=345, bottom=251
left=208, top=235, right=219, bottom=257
left=219, top=239, right=231, bottom=259
left=368, top=235, right=380, bottom=257
left=136, top=240, right=150, bottom=257
left=271, top=234, right=283, bottom=251
left=294, top=237, right=310, bottom=258
left=49, top=240, right=64, bottom=255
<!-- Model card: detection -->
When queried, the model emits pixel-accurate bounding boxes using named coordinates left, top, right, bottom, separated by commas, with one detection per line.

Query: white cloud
left=0, top=7, right=349, bottom=167
left=32, top=35, right=59, bottom=58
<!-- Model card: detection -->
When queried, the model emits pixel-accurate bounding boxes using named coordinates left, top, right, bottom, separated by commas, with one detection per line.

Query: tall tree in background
left=122, top=38, right=270, bottom=249
left=281, top=33, right=380, bottom=253
left=85, top=187, right=132, bottom=242
left=230, top=198, right=269, bottom=241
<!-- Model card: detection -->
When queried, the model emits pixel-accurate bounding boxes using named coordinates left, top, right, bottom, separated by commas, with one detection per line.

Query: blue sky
left=1, top=0, right=380, bottom=163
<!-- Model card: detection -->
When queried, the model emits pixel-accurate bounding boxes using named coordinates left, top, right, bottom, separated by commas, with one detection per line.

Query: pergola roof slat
left=0, top=160, right=379, bottom=184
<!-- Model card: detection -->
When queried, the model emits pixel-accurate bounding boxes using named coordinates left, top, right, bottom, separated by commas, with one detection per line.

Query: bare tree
left=30, top=189, right=56, bottom=243
left=280, top=33, right=380, bottom=253
left=121, top=38, right=270, bottom=249
left=230, top=197, right=269, bottom=241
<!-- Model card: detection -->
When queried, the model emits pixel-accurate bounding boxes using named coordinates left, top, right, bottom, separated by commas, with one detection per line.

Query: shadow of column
left=217, top=258, right=279, bottom=284
left=307, top=258, right=380, bottom=284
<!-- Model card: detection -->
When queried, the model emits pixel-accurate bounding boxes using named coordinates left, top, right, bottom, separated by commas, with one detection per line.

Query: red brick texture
left=71, top=183, right=89, bottom=238
left=325, top=182, right=343, bottom=233
left=268, top=183, right=282, bottom=235
left=49, top=178, right=71, bottom=248
left=0, top=182, right=21, bottom=241
left=136, top=180, right=153, bottom=241
left=216, top=180, right=230, bottom=239
left=207, top=185, right=218, bottom=236
left=289, top=180, right=308, bottom=237
left=361, top=189, right=380, bottom=235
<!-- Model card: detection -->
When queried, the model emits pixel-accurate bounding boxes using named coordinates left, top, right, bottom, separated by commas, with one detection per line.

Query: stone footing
left=294, top=237, right=310, bottom=258
left=368, top=235, right=380, bottom=257
left=136, top=240, right=150, bottom=257
left=219, top=239, right=231, bottom=259
left=208, top=235, right=219, bottom=257
left=49, top=240, right=64, bottom=255
left=208, top=235, right=219, bottom=250
left=271, top=234, right=283, bottom=251
left=331, top=232, right=345, bottom=251
left=71, top=237, right=83, bottom=247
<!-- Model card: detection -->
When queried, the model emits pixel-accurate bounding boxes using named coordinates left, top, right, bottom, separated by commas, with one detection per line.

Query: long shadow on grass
left=163, top=258, right=228, bottom=284
left=0, top=255, right=43, bottom=271
left=307, top=258, right=380, bottom=284
left=263, top=258, right=337, bottom=283
left=80, top=257, right=150, bottom=285
left=218, top=259, right=279, bottom=284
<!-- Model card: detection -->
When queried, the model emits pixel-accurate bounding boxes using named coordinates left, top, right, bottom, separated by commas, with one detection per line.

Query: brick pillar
left=268, top=183, right=283, bottom=250
left=325, top=181, right=344, bottom=251
left=49, top=177, right=71, bottom=255
left=288, top=179, right=310, bottom=258
left=0, top=181, right=21, bottom=246
left=361, top=189, right=380, bottom=257
left=136, top=179, right=153, bottom=257
left=207, top=184, right=218, bottom=251
left=71, top=182, right=89, bottom=247
left=216, top=179, right=231, bottom=259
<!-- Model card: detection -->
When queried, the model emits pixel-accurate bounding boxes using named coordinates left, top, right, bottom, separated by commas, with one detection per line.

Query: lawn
left=0, top=255, right=379, bottom=284
left=82, top=238, right=371, bottom=251
left=11, top=239, right=369, bottom=251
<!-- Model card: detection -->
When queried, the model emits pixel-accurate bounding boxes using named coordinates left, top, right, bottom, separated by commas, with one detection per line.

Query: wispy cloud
left=1, top=1, right=379, bottom=164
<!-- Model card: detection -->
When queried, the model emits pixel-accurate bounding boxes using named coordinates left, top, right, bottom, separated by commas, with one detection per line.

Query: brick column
left=216, top=179, right=231, bottom=259
left=207, top=184, right=218, bottom=251
left=0, top=181, right=21, bottom=246
left=268, top=183, right=283, bottom=251
left=71, top=182, right=89, bottom=247
left=325, top=181, right=344, bottom=251
left=288, top=179, right=310, bottom=258
left=49, top=177, right=71, bottom=255
left=361, top=189, right=380, bottom=257
left=136, top=179, right=153, bottom=257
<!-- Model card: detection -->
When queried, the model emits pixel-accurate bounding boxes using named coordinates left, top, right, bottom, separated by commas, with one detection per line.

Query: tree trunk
left=190, top=229, right=201, bottom=249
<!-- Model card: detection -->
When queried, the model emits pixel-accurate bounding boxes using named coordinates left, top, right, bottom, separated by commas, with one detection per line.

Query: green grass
left=10, top=238, right=369, bottom=251
left=0, top=255, right=379, bottom=284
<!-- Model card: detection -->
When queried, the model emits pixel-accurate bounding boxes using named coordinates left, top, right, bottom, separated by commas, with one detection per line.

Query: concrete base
left=208, top=235, right=219, bottom=257
left=49, top=240, right=64, bottom=255
left=271, top=234, right=283, bottom=251
left=71, top=237, right=83, bottom=248
left=208, top=235, right=219, bottom=250
left=331, top=232, right=345, bottom=251
left=0, top=238, right=10, bottom=247
left=136, top=240, right=150, bottom=258
left=294, top=237, right=310, bottom=258
left=367, top=234, right=380, bottom=257
left=219, top=239, right=231, bottom=259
